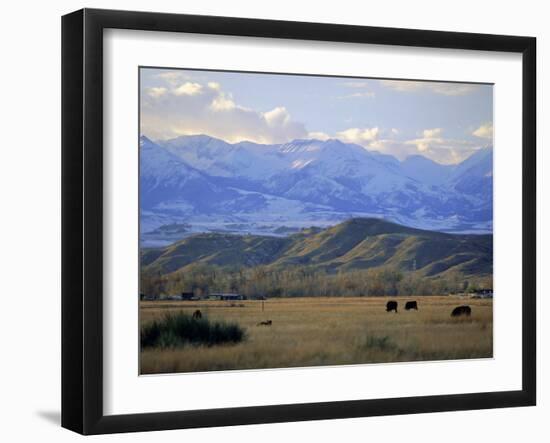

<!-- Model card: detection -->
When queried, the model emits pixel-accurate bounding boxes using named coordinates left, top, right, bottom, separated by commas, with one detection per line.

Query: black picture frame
left=62, top=8, right=536, bottom=435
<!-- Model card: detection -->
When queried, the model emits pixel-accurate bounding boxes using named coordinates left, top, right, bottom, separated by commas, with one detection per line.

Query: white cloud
left=430, top=83, right=480, bottom=96
left=264, top=107, right=291, bottom=127
left=403, top=128, right=481, bottom=164
left=141, top=71, right=487, bottom=164
left=210, top=94, right=236, bottom=111
left=308, top=131, right=331, bottom=141
left=368, top=138, right=480, bottom=164
left=380, top=80, right=479, bottom=96
left=379, top=80, right=424, bottom=92
left=146, top=87, right=167, bottom=98
left=339, top=81, right=375, bottom=99
left=472, top=123, right=493, bottom=139
left=339, top=91, right=375, bottom=99
left=334, top=126, right=483, bottom=164
left=155, top=71, right=191, bottom=85
left=336, top=127, right=380, bottom=144
left=368, top=139, right=423, bottom=159
left=141, top=77, right=307, bottom=144
left=342, top=81, right=372, bottom=88
left=422, top=128, right=443, bottom=138
left=173, top=82, right=203, bottom=96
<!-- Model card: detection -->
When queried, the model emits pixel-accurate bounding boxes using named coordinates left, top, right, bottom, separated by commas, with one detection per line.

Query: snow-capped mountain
left=158, top=135, right=286, bottom=180
left=140, top=136, right=238, bottom=211
left=401, top=155, right=453, bottom=186
left=140, top=134, right=493, bottom=245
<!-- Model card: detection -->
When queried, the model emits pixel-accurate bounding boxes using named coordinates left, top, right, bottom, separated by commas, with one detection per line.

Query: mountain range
left=141, top=218, right=492, bottom=280
left=139, top=134, right=493, bottom=246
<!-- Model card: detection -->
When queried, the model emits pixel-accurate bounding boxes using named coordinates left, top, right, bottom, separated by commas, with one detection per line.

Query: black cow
left=451, top=305, right=472, bottom=317
left=386, top=300, right=398, bottom=313
left=405, top=301, right=418, bottom=311
left=192, top=309, right=202, bottom=320
left=257, top=320, right=272, bottom=326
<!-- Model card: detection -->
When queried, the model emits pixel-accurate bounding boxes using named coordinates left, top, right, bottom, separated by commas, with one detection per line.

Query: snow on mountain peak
left=139, top=134, right=493, bottom=237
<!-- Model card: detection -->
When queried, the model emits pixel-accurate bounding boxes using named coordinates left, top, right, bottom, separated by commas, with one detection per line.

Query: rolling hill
left=141, top=218, right=492, bottom=280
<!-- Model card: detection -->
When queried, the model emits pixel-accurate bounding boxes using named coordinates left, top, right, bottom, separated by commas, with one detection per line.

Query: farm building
left=209, top=292, right=247, bottom=301
left=140, top=293, right=157, bottom=301
left=180, top=292, right=195, bottom=300
left=472, top=288, right=493, bottom=298
left=164, top=295, right=183, bottom=301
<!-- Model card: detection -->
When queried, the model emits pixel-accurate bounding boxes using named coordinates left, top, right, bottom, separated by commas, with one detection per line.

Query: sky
left=140, top=67, right=493, bottom=165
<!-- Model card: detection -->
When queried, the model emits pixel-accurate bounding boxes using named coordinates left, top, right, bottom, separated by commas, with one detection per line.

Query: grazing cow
left=451, top=305, right=472, bottom=317
left=257, top=320, right=272, bottom=326
left=192, top=309, right=202, bottom=320
left=405, top=300, right=418, bottom=311
left=386, top=300, right=398, bottom=313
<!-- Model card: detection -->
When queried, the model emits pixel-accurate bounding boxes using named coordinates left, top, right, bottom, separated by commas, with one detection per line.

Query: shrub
left=141, top=312, right=246, bottom=349
left=363, top=335, right=397, bottom=352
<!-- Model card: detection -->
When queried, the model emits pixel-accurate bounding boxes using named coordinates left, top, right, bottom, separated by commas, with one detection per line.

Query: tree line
left=140, top=263, right=493, bottom=299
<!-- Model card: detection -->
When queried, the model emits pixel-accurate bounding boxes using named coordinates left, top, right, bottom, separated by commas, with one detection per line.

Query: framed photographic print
left=62, top=8, right=536, bottom=435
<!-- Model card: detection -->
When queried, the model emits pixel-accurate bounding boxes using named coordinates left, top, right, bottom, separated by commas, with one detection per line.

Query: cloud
left=264, top=107, right=291, bottom=127
left=333, top=127, right=420, bottom=159
left=342, top=81, right=372, bottom=88
left=140, top=70, right=488, bottom=164
left=173, top=82, right=203, bottom=96
left=146, top=87, right=167, bottom=98
left=336, top=127, right=380, bottom=144
left=370, top=138, right=479, bottom=164
left=368, top=139, right=425, bottom=160
left=339, top=92, right=375, bottom=99
left=155, top=71, right=191, bottom=85
left=308, top=131, right=331, bottom=141
left=430, top=83, right=479, bottom=96
left=380, top=80, right=479, bottom=96
left=335, top=126, right=483, bottom=164
left=472, top=123, right=493, bottom=139
left=261, top=107, right=307, bottom=141
left=422, top=128, right=443, bottom=138
left=210, top=93, right=237, bottom=111
left=403, top=128, right=481, bottom=164
left=141, top=75, right=307, bottom=144
left=339, top=81, right=375, bottom=99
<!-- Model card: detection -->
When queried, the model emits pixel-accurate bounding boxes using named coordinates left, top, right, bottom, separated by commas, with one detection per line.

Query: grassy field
left=139, top=296, right=492, bottom=374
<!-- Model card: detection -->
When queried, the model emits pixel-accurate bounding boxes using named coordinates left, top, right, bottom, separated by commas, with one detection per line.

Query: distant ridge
left=141, top=218, right=492, bottom=279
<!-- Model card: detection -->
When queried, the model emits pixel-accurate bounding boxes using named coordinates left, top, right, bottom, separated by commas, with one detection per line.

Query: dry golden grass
left=139, top=296, right=492, bottom=374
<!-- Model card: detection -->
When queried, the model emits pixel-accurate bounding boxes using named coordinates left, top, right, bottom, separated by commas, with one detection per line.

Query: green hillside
left=141, top=218, right=492, bottom=280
